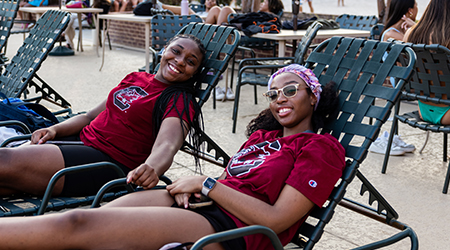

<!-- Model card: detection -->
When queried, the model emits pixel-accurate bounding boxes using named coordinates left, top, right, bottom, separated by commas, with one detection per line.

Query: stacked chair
left=232, top=21, right=322, bottom=133
left=381, top=43, right=450, bottom=194
left=0, top=22, right=240, bottom=216
left=335, top=14, right=378, bottom=31
left=190, top=37, right=419, bottom=249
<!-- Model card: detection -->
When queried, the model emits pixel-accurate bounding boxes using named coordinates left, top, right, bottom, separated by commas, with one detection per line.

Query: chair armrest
left=0, top=120, right=32, bottom=135
left=191, top=225, right=284, bottom=250
left=37, top=161, right=129, bottom=215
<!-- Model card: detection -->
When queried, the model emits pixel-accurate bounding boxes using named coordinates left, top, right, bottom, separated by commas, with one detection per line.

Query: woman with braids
left=0, top=34, right=206, bottom=197
left=0, top=64, right=345, bottom=250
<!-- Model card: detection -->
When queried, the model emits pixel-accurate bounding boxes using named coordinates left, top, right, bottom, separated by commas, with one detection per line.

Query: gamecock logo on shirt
left=114, top=86, right=148, bottom=110
left=227, top=140, right=281, bottom=176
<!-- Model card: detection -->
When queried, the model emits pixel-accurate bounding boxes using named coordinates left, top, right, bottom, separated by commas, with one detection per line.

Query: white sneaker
left=225, top=87, right=235, bottom=100
left=155, top=0, right=164, bottom=10
left=215, top=86, right=225, bottom=100
left=369, top=131, right=406, bottom=156
left=393, top=134, right=416, bottom=153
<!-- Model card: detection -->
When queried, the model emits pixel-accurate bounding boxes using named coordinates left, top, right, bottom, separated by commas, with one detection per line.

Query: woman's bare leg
left=0, top=144, right=65, bottom=196
left=216, top=6, right=236, bottom=25
left=104, top=189, right=175, bottom=207
left=0, top=207, right=225, bottom=250
left=204, top=6, right=221, bottom=24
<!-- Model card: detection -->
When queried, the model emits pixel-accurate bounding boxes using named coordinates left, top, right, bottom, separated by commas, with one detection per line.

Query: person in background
left=195, top=0, right=217, bottom=18
left=380, top=0, right=417, bottom=42
left=0, top=64, right=345, bottom=250
left=404, top=0, right=450, bottom=125
left=300, top=0, right=314, bottom=13
left=18, top=0, right=49, bottom=22
left=209, top=0, right=284, bottom=101
left=338, top=0, right=344, bottom=7
left=63, top=0, right=111, bottom=50
left=369, top=0, right=419, bottom=156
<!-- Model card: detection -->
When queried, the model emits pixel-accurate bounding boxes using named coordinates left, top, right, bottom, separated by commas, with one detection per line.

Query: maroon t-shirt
left=80, top=72, right=195, bottom=169
left=219, top=130, right=345, bottom=250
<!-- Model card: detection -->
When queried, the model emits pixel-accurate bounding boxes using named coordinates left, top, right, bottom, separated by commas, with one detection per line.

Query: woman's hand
left=30, top=127, right=57, bottom=144
left=166, top=176, right=206, bottom=197
left=126, top=163, right=160, bottom=189
left=401, top=15, right=416, bottom=32
left=173, top=193, right=191, bottom=208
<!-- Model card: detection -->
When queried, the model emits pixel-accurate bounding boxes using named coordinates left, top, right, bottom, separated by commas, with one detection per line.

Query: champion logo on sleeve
left=308, top=180, right=318, bottom=188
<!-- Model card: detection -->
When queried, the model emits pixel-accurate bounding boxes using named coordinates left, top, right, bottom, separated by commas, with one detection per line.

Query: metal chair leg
left=443, top=160, right=450, bottom=194
left=419, top=131, right=429, bottom=154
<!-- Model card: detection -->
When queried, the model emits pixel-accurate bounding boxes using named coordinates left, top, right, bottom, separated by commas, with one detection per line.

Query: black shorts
left=55, top=136, right=131, bottom=197
left=172, top=203, right=246, bottom=250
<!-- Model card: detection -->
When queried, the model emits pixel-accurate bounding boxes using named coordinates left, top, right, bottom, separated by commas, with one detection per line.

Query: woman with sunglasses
left=0, top=65, right=345, bottom=250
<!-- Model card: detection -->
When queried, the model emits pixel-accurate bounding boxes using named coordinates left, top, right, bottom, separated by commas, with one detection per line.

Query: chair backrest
left=335, top=14, right=378, bottom=30
left=0, top=0, right=20, bottom=54
left=293, top=21, right=322, bottom=65
left=150, top=14, right=203, bottom=52
left=370, top=23, right=384, bottom=40
left=399, top=43, right=450, bottom=106
left=0, top=10, right=70, bottom=106
left=155, top=22, right=241, bottom=107
left=189, top=3, right=206, bottom=13
left=294, top=37, right=416, bottom=249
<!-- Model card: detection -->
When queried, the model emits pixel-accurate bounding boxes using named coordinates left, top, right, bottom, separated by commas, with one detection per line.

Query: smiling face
left=155, top=37, right=204, bottom=85
left=268, top=73, right=316, bottom=136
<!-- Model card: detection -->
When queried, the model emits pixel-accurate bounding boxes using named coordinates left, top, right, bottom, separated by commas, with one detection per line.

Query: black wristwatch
left=201, top=177, right=217, bottom=197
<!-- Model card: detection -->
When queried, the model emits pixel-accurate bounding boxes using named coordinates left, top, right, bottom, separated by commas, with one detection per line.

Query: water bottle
left=181, top=0, right=189, bottom=15
left=61, top=0, right=66, bottom=8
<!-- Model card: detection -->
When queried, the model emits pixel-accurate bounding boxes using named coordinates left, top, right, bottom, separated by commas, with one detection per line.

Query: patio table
left=19, top=7, right=103, bottom=52
left=251, top=28, right=371, bottom=57
left=96, top=13, right=153, bottom=73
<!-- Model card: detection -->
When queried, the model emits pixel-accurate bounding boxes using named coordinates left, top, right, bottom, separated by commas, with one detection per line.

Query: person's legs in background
left=307, top=0, right=314, bottom=13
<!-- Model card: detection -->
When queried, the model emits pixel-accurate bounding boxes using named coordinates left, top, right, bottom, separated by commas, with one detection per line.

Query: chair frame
left=381, top=43, right=450, bottom=194
left=231, top=21, right=322, bottom=133
left=369, top=23, right=384, bottom=41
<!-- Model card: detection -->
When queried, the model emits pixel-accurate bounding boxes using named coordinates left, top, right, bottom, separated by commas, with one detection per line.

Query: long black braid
left=152, top=34, right=206, bottom=170
left=245, top=81, right=339, bottom=137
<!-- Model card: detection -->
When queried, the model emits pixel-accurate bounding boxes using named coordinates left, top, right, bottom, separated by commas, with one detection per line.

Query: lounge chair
left=0, top=22, right=240, bottom=216
left=190, top=37, right=418, bottom=249
left=0, top=9, right=72, bottom=113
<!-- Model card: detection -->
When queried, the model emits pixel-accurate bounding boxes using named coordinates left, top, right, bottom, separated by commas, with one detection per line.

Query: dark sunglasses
left=263, top=84, right=307, bottom=102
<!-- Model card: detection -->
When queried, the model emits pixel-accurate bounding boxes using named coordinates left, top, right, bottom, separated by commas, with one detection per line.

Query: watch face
left=204, top=177, right=216, bottom=189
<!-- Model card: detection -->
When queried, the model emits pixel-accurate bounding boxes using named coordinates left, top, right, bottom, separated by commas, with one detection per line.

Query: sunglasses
left=263, top=84, right=307, bottom=102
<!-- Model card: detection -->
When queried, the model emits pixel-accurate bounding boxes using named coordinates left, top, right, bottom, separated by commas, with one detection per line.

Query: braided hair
left=152, top=34, right=206, bottom=170
left=245, top=81, right=339, bottom=137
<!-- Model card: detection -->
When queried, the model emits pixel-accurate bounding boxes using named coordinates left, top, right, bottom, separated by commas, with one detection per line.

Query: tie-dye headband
left=267, top=64, right=322, bottom=110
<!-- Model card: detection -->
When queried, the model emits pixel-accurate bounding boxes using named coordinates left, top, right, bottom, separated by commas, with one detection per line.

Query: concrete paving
left=4, top=1, right=449, bottom=248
